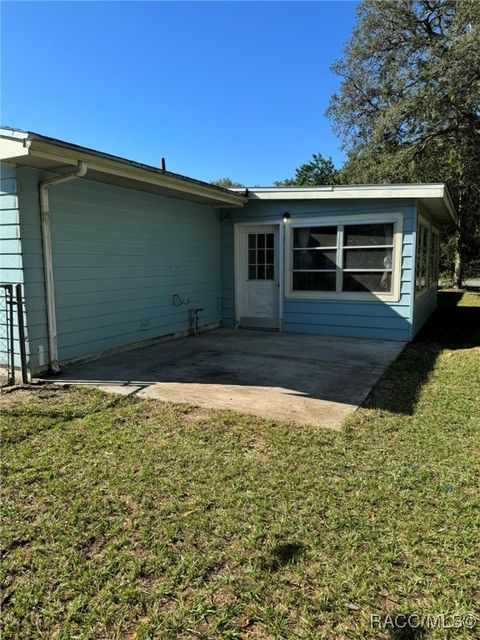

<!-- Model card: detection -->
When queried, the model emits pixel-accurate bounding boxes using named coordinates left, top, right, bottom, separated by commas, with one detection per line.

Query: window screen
left=291, top=222, right=395, bottom=293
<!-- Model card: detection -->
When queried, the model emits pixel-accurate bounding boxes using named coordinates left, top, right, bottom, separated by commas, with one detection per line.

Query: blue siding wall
left=0, top=163, right=28, bottom=370
left=221, top=199, right=416, bottom=341
left=1, top=164, right=23, bottom=285
left=17, top=167, right=222, bottom=371
left=412, top=287, right=437, bottom=337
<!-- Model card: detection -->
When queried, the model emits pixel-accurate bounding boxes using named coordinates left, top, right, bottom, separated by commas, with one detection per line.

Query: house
left=0, top=127, right=456, bottom=377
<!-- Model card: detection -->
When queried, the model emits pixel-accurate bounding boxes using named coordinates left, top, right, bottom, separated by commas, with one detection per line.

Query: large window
left=415, top=219, right=440, bottom=293
left=290, top=219, right=398, bottom=297
left=343, top=223, right=394, bottom=293
left=292, top=226, right=337, bottom=292
left=428, top=230, right=440, bottom=286
left=415, top=220, right=430, bottom=292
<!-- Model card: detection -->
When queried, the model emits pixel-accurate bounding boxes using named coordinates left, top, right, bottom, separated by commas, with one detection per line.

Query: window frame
left=428, top=226, right=440, bottom=287
left=415, top=215, right=440, bottom=296
left=247, top=231, right=275, bottom=281
left=285, top=213, right=404, bottom=302
left=415, top=216, right=430, bottom=295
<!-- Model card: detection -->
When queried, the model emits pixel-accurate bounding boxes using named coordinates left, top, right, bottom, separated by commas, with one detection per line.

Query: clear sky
left=1, top=1, right=357, bottom=185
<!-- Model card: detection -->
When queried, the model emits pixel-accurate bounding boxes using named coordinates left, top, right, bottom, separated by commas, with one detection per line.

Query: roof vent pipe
left=39, top=161, right=87, bottom=373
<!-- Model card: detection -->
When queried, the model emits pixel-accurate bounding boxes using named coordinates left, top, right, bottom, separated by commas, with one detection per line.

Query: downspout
left=39, top=161, right=87, bottom=372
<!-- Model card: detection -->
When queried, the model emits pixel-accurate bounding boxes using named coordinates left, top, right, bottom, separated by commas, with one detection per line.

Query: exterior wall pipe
left=39, top=161, right=87, bottom=372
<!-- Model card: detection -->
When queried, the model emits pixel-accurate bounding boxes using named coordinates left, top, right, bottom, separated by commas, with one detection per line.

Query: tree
left=275, top=153, right=340, bottom=186
left=211, top=177, right=244, bottom=188
left=327, top=0, right=480, bottom=285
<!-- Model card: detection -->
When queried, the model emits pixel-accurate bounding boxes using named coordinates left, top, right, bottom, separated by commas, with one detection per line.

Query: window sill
left=285, top=290, right=401, bottom=303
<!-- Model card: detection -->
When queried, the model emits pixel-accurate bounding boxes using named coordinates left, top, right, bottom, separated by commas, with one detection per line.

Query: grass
left=1, top=291, right=479, bottom=639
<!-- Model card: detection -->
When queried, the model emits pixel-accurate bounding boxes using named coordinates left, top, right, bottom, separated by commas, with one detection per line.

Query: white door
left=237, top=225, right=280, bottom=329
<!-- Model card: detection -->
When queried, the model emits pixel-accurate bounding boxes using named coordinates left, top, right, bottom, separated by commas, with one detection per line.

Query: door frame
left=234, top=221, right=284, bottom=330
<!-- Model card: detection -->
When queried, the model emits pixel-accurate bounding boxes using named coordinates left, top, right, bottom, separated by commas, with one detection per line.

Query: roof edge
left=0, top=126, right=247, bottom=207
left=231, top=183, right=448, bottom=193
left=233, top=183, right=457, bottom=224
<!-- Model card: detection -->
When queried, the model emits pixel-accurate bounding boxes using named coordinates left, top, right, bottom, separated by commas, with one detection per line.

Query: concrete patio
left=45, top=329, right=405, bottom=429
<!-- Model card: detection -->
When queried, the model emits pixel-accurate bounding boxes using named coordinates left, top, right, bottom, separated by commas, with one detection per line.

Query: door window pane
left=344, top=223, right=394, bottom=246
left=293, top=271, right=336, bottom=291
left=248, top=232, right=274, bottom=280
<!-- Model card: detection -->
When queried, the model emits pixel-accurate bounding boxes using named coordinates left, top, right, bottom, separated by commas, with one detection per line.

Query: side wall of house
left=1, top=163, right=28, bottom=371
left=17, top=167, right=222, bottom=372
left=221, top=199, right=416, bottom=341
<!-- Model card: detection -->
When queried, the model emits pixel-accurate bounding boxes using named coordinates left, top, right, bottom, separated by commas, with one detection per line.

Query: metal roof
left=0, top=126, right=247, bottom=207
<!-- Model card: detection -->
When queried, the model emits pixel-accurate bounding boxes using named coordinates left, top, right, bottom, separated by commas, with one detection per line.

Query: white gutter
left=237, top=184, right=449, bottom=199
left=39, top=161, right=87, bottom=372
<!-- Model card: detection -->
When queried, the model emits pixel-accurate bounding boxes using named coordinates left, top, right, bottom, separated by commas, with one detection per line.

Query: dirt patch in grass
left=0, top=384, right=64, bottom=406
left=181, top=406, right=216, bottom=424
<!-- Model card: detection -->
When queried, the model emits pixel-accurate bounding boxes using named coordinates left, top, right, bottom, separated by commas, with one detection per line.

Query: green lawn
left=1, top=291, right=479, bottom=639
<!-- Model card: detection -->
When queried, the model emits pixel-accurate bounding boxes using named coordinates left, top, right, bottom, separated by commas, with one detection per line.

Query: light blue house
left=1, top=128, right=456, bottom=376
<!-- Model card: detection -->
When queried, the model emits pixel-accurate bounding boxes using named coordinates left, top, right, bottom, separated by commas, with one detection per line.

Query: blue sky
left=1, top=1, right=357, bottom=185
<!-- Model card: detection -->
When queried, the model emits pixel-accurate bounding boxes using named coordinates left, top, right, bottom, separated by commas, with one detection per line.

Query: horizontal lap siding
left=1, top=165, right=23, bottom=286
left=0, top=164, right=28, bottom=369
left=17, top=167, right=221, bottom=370
left=412, top=287, right=437, bottom=337
left=221, top=199, right=415, bottom=341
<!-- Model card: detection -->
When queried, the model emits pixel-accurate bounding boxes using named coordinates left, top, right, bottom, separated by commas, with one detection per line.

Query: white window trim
left=415, top=214, right=439, bottom=298
left=284, top=212, right=404, bottom=302
left=429, top=226, right=440, bottom=286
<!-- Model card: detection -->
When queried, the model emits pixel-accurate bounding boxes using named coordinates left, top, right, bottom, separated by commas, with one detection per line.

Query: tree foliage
left=211, top=177, right=244, bottom=188
left=275, top=153, right=340, bottom=186
left=327, top=0, right=480, bottom=283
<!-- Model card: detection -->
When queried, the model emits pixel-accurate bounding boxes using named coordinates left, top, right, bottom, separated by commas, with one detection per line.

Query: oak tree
left=327, top=0, right=480, bottom=284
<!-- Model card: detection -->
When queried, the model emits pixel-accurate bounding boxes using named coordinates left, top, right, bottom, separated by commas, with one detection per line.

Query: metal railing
left=1, top=283, right=28, bottom=387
